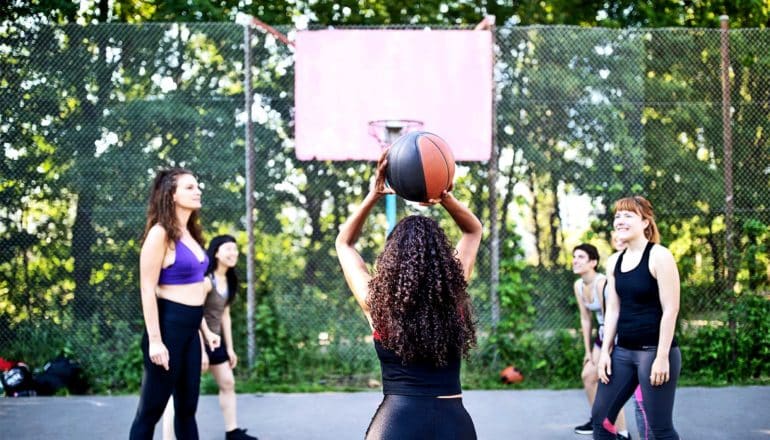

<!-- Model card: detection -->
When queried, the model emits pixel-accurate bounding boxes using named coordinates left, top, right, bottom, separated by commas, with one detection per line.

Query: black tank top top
left=373, top=333, right=461, bottom=396
left=614, top=241, right=678, bottom=350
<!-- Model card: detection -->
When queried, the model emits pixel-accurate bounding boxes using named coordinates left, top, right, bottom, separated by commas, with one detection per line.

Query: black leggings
left=592, top=346, right=681, bottom=440
left=366, top=394, right=477, bottom=440
left=129, top=299, right=203, bottom=440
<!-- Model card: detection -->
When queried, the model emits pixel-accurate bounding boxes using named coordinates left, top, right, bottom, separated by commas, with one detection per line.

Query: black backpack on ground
left=34, top=356, right=89, bottom=395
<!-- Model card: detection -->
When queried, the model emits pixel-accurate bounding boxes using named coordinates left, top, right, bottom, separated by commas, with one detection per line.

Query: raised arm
left=139, top=225, right=170, bottom=371
left=335, top=150, right=393, bottom=328
left=439, top=193, right=483, bottom=281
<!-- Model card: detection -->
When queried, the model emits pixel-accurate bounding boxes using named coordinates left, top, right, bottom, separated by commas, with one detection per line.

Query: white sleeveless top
left=575, top=274, right=606, bottom=326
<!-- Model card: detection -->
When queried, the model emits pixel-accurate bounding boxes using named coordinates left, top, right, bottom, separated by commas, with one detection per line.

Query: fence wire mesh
left=1, top=22, right=768, bottom=389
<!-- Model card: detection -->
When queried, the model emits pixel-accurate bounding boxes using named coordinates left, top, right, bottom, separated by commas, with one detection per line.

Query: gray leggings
left=592, top=346, right=681, bottom=440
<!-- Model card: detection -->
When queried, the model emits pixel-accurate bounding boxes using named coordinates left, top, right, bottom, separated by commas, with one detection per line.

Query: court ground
left=0, top=386, right=767, bottom=439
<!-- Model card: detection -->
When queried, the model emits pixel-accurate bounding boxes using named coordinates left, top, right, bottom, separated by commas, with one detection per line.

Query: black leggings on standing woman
left=592, top=346, right=681, bottom=440
left=129, top=299, right=204, bottom=440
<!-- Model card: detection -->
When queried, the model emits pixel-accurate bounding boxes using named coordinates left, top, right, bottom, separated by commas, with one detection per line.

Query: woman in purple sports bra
left=336, top=150, right=483, bottom=440
left=129, top=168, right=215, bottom=440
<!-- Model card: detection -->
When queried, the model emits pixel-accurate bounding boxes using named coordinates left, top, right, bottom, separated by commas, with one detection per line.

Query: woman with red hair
left=592, top=196, right=681, bottom=440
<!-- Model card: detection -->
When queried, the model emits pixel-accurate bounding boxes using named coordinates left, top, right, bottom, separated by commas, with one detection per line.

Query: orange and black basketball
left=385, top=131, right=455, bottom=203
left=500, top=365, right=524, bottom=384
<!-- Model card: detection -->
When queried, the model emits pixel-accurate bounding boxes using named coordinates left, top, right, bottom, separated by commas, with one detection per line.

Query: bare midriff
left=156, top=283, right=207, bottom=306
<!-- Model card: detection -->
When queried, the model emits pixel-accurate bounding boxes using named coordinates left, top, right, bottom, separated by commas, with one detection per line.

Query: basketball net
left=368, top=119, right=424, bottom=148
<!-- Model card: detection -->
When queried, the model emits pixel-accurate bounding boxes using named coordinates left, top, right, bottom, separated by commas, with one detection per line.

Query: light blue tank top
left=576, top=274, right=606, bottom=326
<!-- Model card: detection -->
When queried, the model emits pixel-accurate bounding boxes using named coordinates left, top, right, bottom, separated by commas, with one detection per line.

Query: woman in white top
left=572, top=243, right=629, bottom=439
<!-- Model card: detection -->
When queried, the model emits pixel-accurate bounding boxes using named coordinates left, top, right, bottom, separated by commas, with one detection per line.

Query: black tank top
left=614, top=241, right=677, bottom=350
left=374, top=333, right=461, bottom=396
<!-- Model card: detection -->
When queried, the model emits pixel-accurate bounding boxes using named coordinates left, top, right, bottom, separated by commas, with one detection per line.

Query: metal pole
left=243, top=22, right=257, bottom=368
left=384, top=127, right=398, bottom=235
left=484, top=16, right=500, bottom=329
left=720, top=15, right=735, bottom=294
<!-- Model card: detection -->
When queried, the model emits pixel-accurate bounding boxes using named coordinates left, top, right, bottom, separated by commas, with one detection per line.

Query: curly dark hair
left=367, top=215, right=476, bottom=367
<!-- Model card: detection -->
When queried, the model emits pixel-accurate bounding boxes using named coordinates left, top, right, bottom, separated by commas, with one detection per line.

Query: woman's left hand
left=228, top=349, right=238, bottom=369
left=650, top=355, right=670, bottom=386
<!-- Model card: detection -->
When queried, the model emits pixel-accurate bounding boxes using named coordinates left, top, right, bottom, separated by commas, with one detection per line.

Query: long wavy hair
left=367, top=215, right=476, bottom=367
left=614, top=195, right=660, bottom=244
left=141, top=168, right=204, bottom=247
left=206, top=234, right=238, bottom=305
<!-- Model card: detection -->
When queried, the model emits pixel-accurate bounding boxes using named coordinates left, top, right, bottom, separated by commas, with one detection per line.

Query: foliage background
left=1, top=1, right=768, bottom=393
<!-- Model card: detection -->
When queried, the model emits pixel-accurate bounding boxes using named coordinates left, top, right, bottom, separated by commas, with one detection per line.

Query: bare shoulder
left=606, top=251, right=621, bottom=275
left=142, top=224, right=169, bottom=253
left=650, top=243, right=675, bottom=263
left=145, top=224, right=168, bottom=241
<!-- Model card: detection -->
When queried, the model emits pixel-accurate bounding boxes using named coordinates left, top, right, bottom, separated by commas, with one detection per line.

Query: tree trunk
left=529, top=169, right=542, bottom=266
left=548, top=178, right=562, bottom=266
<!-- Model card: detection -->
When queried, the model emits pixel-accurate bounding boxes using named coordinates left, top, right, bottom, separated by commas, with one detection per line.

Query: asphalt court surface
left=1, top=386, right=768, bottom=439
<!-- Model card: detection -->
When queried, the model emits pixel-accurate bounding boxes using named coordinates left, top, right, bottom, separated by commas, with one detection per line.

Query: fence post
left=477, top=16, right=500, bottom=329
left=242, top=21, right=257, bottom=369
left=720, top=16, right=736, bottom=293
left=719, top=15, right=737, bottom=368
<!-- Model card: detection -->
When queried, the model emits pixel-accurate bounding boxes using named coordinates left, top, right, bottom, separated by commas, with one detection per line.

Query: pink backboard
left=294, top=29, right=493, bottom=161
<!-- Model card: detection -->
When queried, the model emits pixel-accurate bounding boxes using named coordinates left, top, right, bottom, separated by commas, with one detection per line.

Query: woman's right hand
left=597, top=351, right=612, bottom=384
left=149, top=340, right=170, bottom=371
left=583, top=352, right=593, bottom=366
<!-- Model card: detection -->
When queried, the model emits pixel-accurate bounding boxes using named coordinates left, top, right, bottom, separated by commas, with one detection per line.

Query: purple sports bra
left=158, top=240, right=209, bottom=285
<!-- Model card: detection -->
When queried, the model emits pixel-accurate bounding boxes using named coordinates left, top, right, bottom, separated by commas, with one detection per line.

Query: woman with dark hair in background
left=163, top=235, right=257, bottom=440
left=130, top=168, right=213, bottom=440
left=593, top=196, right=681, bottom=440
left=336, top=150, right=483, bottom=440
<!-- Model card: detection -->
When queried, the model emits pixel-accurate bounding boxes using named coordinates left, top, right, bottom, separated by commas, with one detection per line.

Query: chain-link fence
left=1, top=21, right=768, bottom=390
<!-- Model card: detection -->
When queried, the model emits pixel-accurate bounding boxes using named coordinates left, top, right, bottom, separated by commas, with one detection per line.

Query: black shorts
left=205, top=338, right=230, bottom=365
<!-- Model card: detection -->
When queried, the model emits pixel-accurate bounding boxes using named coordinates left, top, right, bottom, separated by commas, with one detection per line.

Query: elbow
left=335, top=232, right=348, bottom=252
left=470, top=218, right=483, bottom=236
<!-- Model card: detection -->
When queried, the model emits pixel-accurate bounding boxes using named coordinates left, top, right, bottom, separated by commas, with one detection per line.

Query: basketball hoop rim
left=368, top=119, right=424, bottom=130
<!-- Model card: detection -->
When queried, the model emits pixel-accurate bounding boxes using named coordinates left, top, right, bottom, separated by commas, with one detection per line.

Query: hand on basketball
left=650, top=355, right=670, bottom=386
left=422, top=189, right=452, bottom=206
left=149, top=340, right=170, bottom=371
left=597, top=351, right=612, bottom=384
left=372, top=148, right=395, bottom=197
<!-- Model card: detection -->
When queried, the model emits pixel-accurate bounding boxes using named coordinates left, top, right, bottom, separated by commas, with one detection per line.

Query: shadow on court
left=0, top=386, right=767, bottom=439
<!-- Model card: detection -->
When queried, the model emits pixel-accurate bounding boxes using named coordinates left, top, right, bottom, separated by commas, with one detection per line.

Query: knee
left=218, top=376, right=235, bottom=393
left=581, top=366, right=597, bottom=384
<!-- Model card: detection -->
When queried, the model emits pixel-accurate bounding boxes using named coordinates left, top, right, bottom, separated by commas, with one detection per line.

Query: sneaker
left=617, top=433, right=632, bottom=440
left=225, top=428, right=258, bottom=440
left=574, top=419, right=593, bottom=435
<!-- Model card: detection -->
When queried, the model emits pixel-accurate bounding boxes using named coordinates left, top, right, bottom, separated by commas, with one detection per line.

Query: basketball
left=500, top=365, right=524, bottom=384
left=385, top=131, right=456, bottom=203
